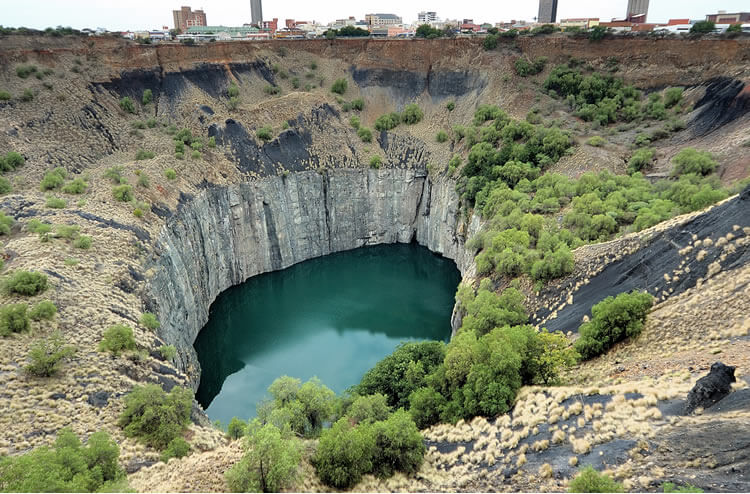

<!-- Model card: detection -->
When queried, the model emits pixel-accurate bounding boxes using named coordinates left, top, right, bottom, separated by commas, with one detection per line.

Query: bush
left=354, top=126, right=372, bottom=143
left=313, top=418, right=374, bottom=489
left=208, top=136, right=216, bottom=148
left=160, top=437, right=190, bottom=463
left=119, top=96, right=136, bottom=113
left=662, top=482, right=704, bottom=493
left=74, top=235, right=92, bottom=249
left=0, top=90, right=11, bottom=101
left=514, top=57, right=547, bottom=77
left=0, top=428, right=126, bottom=492
left=227, top=417, right=247, bottom=440
left=586, top=136, right=606, bottom=147
left=52, top=225, right=79, bottom=241
left=135, top=149, right=155, bottom=160
left=164, top=168, right=177, bottom=180
left=257, top=126, right=273, bottom=142
left=588, top=25, right=608, bottom=41
left=140, top=312, right=160, bottom=330
left=401, top=104, right=424, bottom=124
left=112, top=184, right=133, bottom=202
left=227, top=83, right=240, bottom=98
left=351, top=98, right=365, bottom=111
left=104, top=165, right=125, bottom=184
left=374, top=112, right=401, bottom=131
left=226, top=421, right=301, bottom=492
left=142, top=89, right=153, bottom=105
left=98, top=324, right=136, bottom=356
left=569, top=466, right=624, bottom=492
left=159, top=344, right=177, bottom=361
left=408, top=386, right=446, bottom=429
left=0, top=211, right=14, bottom=235
left=25, top=331, right=76, bottom=377
left=40, top=167, right=67, bottom=190
left=2, top=151, right=25, bottom=171
left=347, top=394, right=391, bottom=424
left=137, top=173, right=150, bottom=188
left=20, top=89, right=34, bottom=102
left=331, top=78, right=348, bottom=95
left=4, top=270, right=48, bottom=296
left=0, top=304, right=30, bottom=336
left=482, top=34, right=498, bottom=50
left=61, top=177, right=88, bottom=194
left=16, top=64, right=37, bottom=78
left=671, top=148, right=718, bottom=176
left=0, top=177, right=11, bottom=195
left=690, top=21, right=715, bottom=34
left=46, top=196, right=67, bottom=209
left=628, top=148, right=654, bottom=174
left=370, top=409, right=425, bottom=478
left=436, top=130, right=448, bottom=143
left=574, top=291, right=653, bottom=359
left=118, top=384, right=193, bottom=449
left=260, top=376, right=337, bottom=438
left=663, top=87, right=683, bottom=108
left=369, top=156, right=382, bottom=169
left=29, top=300, right=57, bottom=321
left=446, top=101, right=455, bottom=111
left=263, top=85, right=281, bottom=95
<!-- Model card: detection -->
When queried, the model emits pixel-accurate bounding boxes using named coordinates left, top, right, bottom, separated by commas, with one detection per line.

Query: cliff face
left=146, top=169, right=477, bottom=387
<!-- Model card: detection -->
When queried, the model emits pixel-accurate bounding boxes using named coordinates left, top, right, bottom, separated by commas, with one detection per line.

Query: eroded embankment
left=146, top=169, right=477, bottom=387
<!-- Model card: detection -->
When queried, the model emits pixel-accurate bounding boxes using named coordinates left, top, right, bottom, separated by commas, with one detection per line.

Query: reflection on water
left=194, top=243, right=461, bottom=424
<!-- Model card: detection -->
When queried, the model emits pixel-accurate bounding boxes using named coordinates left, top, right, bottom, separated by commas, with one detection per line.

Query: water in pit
left=194, top=243, right=461, bottom=424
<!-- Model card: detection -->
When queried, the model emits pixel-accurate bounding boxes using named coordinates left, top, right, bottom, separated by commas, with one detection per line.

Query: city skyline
left=3, top=0, right=747, bottom=31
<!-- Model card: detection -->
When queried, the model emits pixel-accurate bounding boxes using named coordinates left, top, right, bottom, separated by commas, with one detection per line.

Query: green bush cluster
left=331, top=78, right=348, bottom=95
left=45, top=196, right=67, bottom=209
left=40, top=167, right=67, bottom=191
left=140, top=312, right=160, bottom=330
left=369, top=156, right=382, bottom=169
left=586, top=136, right=606, bottom=147
left=98, top=324, right=136, bottom=356
left=3, top=270, right=48, bottom=296
left=61, top=177, right=88, bottom=194
left=160, top=437, right=190, bottom=463
left=142, top=89, right=153, bottom=105
left=29, top=300, right=57, bottom=320
left=671, top=148, right=718, bottom=176
left=574, top=291, right=653, bottom=359
left=374, top=112, right=401, bottom=131
left=159, top=345, right=177, bottom=361
left=25, top=331, right=76, bottom=377
left=357, top=127, right=373, bottom=143
left=257, top=376, right=336, bottom=438
left=401, top=103, right=424, bottom=124
left=568, top=466, right=624, bottom=492
left=0, top=211, right=14, bottom=235
left=227, top=417, right=247, bottom=440
left=436, top=130, right=449, bottom=143
left=118, top=384, right=193, bottom=450
left=264, top=84, right=281, bottom=95
left=514, top=56, right=547, bottom=77
left=662, top=482, right=704, bottom=493
left=119, top=96, right=136, bottom=114
left=373, top=104, right=424, bottom=131
left=0, top=151, right=25, bottom=172
left=0, top=304, right=31, bottom=336
left=112, top=184, right=133, bottom=202
left=0, top=428, right=127, bottom=492
left=628, top=148, right=654, bottom=174
left=164, top=168, right=177, bottom=180
left=256, top=126, right=273, bottom=142
left=15, top=64, right=38, bottom=79
left=135, top=149, right=155, bottom=160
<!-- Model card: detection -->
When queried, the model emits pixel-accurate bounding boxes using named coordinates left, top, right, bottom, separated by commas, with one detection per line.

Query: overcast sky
left=3, top=0, right=745, bottom=31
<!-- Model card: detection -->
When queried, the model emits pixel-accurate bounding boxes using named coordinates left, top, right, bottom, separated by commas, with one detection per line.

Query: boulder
left=685, top=362, right=736, bottom=414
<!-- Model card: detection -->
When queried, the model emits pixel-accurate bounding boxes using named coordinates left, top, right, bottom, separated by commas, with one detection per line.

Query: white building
left=418, top=11, right=438, bottom=23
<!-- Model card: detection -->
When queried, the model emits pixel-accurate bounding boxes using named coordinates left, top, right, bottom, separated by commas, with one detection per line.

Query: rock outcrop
left=146, top=168, right=477, bottom=388
left=685, top=362, right=737, bottom=414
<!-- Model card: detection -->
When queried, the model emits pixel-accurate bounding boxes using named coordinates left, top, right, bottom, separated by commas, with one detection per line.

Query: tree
left=313, top=418, right=374, bottom=489
left=261, top=376, right=336, bottom=438
left=416, top=24, right=442, bottom=38
left=482, top=34, right=498, bottom=50
left=408, top=386, right=446, bottom=429
left=119, top=96, right=135, bottom=114
left=25, top=331, right=76, bottom=377
left=347, top=393, right=391, bottom=424
left=690, top=21, right=715, bottom=34
left=118, top=384, right=193, bottom=449
left=530, top=329, right=579, bottom=384
left=225, top=421, right=301, bottom=493
left=588, top=25, right=608, bottom=41
left=671, top=148, right=718, bottom=176
left=370, top=409, right=425, bottom=478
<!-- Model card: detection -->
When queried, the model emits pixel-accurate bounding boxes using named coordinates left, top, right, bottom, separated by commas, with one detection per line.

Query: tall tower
left=626, top=0, right=649, bottom=22
left=537, top=0, right=558, bottom=24
left=251, top=0, right=263, bottom=26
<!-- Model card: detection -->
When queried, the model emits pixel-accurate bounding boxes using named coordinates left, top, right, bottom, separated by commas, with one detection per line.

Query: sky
left=2, top=0, right=746, bottom=31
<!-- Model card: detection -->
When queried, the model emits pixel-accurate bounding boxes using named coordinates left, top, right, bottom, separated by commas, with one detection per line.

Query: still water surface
left=194, top=243, right=461, bottom=424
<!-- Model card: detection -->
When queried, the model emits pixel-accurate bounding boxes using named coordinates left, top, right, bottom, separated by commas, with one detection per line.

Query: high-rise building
left=418, top=11, right=438, bottom=24
left=251, top=0, right=263, bottom=26
left=173, top=6, right=207, bottom=31
left=626, top=0, right=649, bottom=22
left=537, top=0, right=558, bottom=24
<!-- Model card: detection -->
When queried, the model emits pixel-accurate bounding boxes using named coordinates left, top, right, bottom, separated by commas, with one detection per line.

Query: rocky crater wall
left=146, top=168, right=477, bottom=387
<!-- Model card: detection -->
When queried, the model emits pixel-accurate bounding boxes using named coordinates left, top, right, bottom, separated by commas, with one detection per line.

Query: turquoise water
left=194, top=243, right=461, bottom=424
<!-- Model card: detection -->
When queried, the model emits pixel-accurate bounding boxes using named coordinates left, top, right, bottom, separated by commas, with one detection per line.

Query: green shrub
left=56, top=224, right=80, bottom=240
left=347, top=394, right=391, bottom=425
left=586, top=136, right=606, bottom=147
left=369, top=156, right=382, bottom=169
left=133, top=208, right=143, bottom=218
left=175, top=152, right=184, bottom=160
left=226, top=421, right=302, bottom=492
left=0, top=90, right=11, bottom=101
left=27, top=219, right=51, bottom=240
left=351, top=127, right=370, bottom=144
left=1, top=151, right=25, bottom=171
left=61, top=178, right=88, bottom=194
left=0, top=211, right=13, bottom=235
left=140, top=312, right=160, bottom=330
left=140, top=88, right=153, bottom=105
left=25, top=331, right=76, bottom=377
left=482, top=34, right=498, bottom=50
left=369, top=409, right=425, bottom=478
left=147, top=118, right=158, bottom=128
left=263, top=85, right=281, bottom=95
left=446, top=101, right=455, bottom=111
left=16, top=64, right=37, bottom=78
left=112, top=184, right=133, bottom=202
left=118, top=384, right=193, bottom=450
left=663, top=87, right=683, bottom=108
left=0, top=428, right=127, bottom=492
left=73, top=235, right=92, bottom=249
left=574, top=291, right=653, bottom=360
left=291, top=77, right=300, bottom=89
left=164, top=168, right=177, bottom=180
left=260, top=376, right=336, bottom=438
left=135, top=149, right=155, bottom=160
left=628, top=148, right=654, bottom=174
left=349, top=116, right=361, bottom=129
left=119, top=96, right=136, bottom=113
left=436, top=130, right=448, bottom=143
left=20, top=89, right=34, bottom=102
left=0, top=177, right=11, bottom=195
left=351, top=98, right=365, bottom=111
left=662, top=482, right=704, bottom=493
left=190, top=150, right=200, bottom=159
left=514, top=56, right=547, bottom=77
left=374, top=112, right=400, bottom=131
left=401, top=104, right=424, bottom=124
left=159, top=344, right=177, bottom=361
left=137, top=173, right=150, bottom=188
left=160, top=437, right=190, bottom=463
left=227, top=417, right=247, bottom=440
left=228, top=83, right=239, bottom=98
left=672, top=148, right=718, bottom=176
left=690, top=21, right=715, bottom=34
left=40, top=167, right=67, bottom=190
left=103, top=165, right=125, bottom=184
left=257, top=126, right=273, bottom=142
left=331, top=78, right=348, bottom=95
left=98, top=324, right=136, bottom=356
left=29, top=300, right=57, bottom=320
left=313, top=418, right=374, bottom=489
left=408, top=386, right=446, bottom=429
left=569, top=466, right=624, bottom=492
left=0, top=304, right=30, bottom=336
left=4, top=270, right=48, bottom=296
left=45, top=196, right=65, bottom=208
left=588, top=25, right=608, bottom=41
